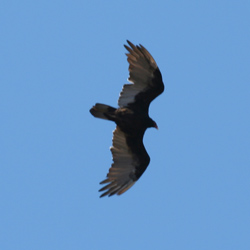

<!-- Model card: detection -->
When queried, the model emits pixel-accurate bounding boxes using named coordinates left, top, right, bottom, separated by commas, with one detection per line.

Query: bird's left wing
left=118, top=40, right=164, bottom=112
left=99, top=126, right=150, bottom=197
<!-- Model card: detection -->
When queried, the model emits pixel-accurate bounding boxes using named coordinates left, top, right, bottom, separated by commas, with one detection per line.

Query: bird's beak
left=154, top=123, right=158, bottom=130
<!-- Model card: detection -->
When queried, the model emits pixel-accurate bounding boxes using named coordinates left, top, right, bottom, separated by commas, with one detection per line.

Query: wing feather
left=99, top=126, right=150, bottom=197
left=118, top=40, right=164, bottom=111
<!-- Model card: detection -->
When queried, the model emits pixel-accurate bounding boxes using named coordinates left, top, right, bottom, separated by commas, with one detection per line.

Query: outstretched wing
left=99, top=126, right=150, bottom=197
left=118, top=40, right=164, bottom=112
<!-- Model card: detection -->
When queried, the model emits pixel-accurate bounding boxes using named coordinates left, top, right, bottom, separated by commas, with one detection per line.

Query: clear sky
left=1, top=1, right=250, bottom=249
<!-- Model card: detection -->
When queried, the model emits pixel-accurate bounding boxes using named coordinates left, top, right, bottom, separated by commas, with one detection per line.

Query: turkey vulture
left=90, top=40, right=164, bottom=197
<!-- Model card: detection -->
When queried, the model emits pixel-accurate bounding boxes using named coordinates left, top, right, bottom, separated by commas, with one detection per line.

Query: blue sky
left=1, top=1, right=250, bottom=249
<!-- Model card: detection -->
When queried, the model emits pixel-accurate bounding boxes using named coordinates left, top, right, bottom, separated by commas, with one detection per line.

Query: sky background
left=1, top=1, right=250, bottom=249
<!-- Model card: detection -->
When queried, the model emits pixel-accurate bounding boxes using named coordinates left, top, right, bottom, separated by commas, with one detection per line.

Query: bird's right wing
left=99, top=126, right=150, bottom=197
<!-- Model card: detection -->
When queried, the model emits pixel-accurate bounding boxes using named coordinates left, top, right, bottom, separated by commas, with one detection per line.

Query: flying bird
left=90, top=40, right=164, bottom=197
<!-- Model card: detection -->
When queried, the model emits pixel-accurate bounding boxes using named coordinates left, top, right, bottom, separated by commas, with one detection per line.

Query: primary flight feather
left=90, top=40, right=164, bottom=197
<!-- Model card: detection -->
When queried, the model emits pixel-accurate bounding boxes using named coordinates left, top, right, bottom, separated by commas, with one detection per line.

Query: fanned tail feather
left=90, top=103, right=116, bottom=120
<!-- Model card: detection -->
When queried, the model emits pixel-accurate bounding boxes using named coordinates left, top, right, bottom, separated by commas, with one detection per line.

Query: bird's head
left=148, top=118, right=158, bottom=130
left=153, top=121, right=158, bottom=130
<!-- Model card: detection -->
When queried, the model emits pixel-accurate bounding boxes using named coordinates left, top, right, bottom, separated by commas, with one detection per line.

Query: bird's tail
left=90, top=103, right=116, bottom=121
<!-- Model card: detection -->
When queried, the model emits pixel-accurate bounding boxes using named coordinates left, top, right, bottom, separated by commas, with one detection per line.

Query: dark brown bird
left=90, top=40, right=164, bottom=197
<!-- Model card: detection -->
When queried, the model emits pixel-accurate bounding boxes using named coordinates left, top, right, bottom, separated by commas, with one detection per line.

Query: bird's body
left=90, top=41, right=164, bottom=197
left=108, top=107, right=154, bottom=133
